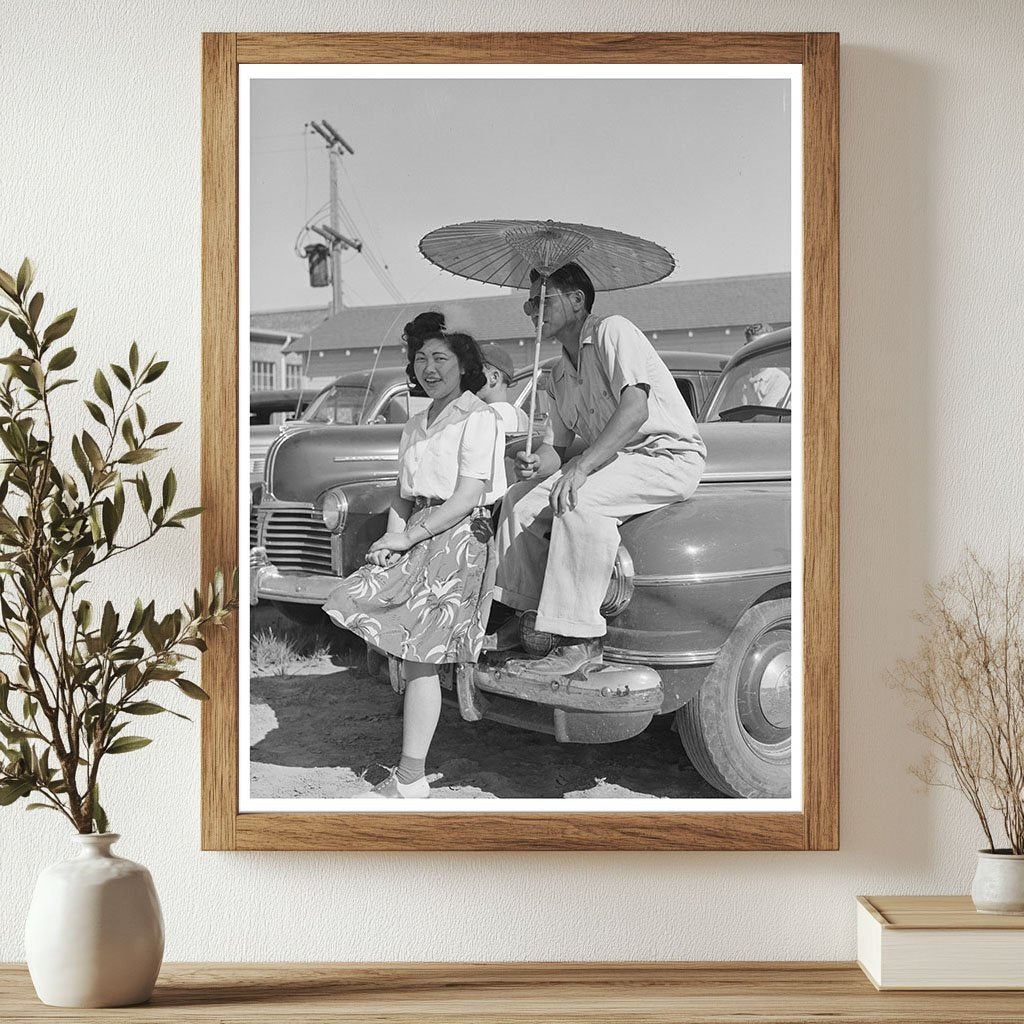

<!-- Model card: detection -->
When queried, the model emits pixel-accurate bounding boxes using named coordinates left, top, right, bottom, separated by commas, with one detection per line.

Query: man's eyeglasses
left=522, top=289, right=573, bottom=315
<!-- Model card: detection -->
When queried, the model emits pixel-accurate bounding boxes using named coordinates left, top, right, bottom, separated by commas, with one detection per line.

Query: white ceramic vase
left=971, top=850, right=1024, bottom=915
left=25, top=833, right=164, bottom=1007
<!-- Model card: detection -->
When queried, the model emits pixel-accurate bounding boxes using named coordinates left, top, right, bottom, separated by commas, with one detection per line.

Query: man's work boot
left=503, top=638, right=603, bottom=678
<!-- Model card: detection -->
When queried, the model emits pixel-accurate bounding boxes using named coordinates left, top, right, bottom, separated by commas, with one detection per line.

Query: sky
left=248, top=72, right=793, bottom=312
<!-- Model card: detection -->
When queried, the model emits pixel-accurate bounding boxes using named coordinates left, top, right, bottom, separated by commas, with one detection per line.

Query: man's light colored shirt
left=544, top=314, right=707, bottom=460
left=398, top=390, right=506, bottom=504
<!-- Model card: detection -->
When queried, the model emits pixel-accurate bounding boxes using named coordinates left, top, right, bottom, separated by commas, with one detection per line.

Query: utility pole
left=309, top=120, right=360, bottom=315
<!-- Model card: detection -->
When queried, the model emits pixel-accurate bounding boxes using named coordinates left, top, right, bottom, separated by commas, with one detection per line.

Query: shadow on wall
left=838, top=47, right=937, bottom=865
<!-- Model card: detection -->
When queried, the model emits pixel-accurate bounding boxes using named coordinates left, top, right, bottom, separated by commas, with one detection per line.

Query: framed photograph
left=202, top=32, right=838, bottom=851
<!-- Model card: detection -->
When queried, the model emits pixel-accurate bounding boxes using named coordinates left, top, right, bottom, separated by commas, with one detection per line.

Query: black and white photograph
left=242, top=66, right=801, bottom=811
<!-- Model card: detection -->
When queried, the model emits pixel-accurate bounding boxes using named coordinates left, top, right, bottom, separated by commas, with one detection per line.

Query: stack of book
left=857, top=895, right=1024, bottom=990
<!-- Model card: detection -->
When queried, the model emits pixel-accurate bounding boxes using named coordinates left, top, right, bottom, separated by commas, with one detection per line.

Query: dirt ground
left=249, top=608, right=724, bottom=801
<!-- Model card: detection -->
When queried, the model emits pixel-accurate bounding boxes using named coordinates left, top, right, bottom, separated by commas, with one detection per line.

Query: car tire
left=676, top=598, right=792, bottom=799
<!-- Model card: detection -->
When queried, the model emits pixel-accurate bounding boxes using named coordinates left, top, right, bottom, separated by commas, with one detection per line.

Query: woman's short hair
left=404, top=314, right=487, bottom=396
left=529, top=262, right=595, bottom=312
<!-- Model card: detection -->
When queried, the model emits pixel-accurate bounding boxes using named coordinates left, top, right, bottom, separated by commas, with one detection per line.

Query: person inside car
left=322, top=315, right=505, bottom=798
left=493, top=262, right=706, bottom=676
left=748, top=366, right=791, bottom=408
left=477, top=343, right=531, bottom=434
left=744, top=321, right=775, bottom=344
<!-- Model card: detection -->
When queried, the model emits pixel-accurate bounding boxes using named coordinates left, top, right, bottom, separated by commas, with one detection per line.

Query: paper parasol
left=419, top=218, right=675, bottom=292
left=418, top=219, right=675, bottom=453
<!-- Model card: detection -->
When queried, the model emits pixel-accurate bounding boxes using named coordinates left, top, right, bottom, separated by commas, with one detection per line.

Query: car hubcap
left=737, top=622, right=791, bottom=746
left=758, top=651, right=791, bottom=729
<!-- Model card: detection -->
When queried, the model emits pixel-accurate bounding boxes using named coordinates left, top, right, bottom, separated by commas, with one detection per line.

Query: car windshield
left=702, top=345, right=792, bottom=422
left=301, top=385, right=379, bottom=425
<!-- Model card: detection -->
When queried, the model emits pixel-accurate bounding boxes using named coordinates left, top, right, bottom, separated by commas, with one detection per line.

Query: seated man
left=494, top=263, right=706, bottom=674
left=477, top=344, right=531, bottom=433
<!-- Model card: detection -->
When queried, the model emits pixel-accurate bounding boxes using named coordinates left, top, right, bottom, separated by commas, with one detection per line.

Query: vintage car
left=249, top=388, right=315, bottom=486
left=248, top=351, right=722, bottom=546
left=298, top=367, right=432, bottom=428
left=249, top=369, right=432, bottom=486
left=249, top=341, right=791, bottom=799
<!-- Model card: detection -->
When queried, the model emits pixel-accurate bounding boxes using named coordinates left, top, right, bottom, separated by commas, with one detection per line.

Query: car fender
left=608, top=480, right=790, bottom=710
left=316, top=477, right=396, bottom=577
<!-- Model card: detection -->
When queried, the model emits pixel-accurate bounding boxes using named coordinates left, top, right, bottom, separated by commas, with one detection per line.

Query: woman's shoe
left=366, top=772, right=431, bottom=799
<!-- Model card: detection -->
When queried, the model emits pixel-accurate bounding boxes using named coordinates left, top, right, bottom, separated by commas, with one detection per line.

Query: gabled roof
left=251, top=305, right=331, bottom=337
left=283, top=273, right=791, bottom=353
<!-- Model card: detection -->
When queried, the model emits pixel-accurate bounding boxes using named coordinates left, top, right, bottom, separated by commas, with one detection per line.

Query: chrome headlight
left=320, top=488, right=349, bottom=534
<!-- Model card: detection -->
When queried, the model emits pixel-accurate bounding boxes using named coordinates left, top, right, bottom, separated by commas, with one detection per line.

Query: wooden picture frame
left=202, top=32, right=838, bottom=851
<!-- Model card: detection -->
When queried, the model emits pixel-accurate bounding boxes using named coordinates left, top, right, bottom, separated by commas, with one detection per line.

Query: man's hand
left=549, top=457, right=589, bottom=515
left=514, top=451, right=541, bottom=480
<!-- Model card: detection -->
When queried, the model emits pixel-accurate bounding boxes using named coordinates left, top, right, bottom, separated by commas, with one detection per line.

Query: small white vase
left=971, top=849, right=1024, bottom=915
left=25, top=833, right=164, bottom=1007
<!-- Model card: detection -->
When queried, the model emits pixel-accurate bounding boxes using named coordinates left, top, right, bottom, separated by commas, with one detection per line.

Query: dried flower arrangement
left=895, top=552, right=1024, bottom=854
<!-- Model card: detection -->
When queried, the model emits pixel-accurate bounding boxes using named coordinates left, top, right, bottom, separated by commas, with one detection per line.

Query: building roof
left=283, top=273, right=791, bottom=354
left=251, top=305, right=331, bottom=338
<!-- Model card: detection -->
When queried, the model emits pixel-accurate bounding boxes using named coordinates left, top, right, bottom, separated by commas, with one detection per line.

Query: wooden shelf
left=3, top=962, right=1024, bottom=1022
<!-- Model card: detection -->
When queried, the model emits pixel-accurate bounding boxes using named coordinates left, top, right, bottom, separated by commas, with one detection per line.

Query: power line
left=303, top=126, right=311, bottom=228
left=334, top=194, right=405, bottom=302
left=296, top=118, right=407, bottom=307
left=341, top=162, right=397, bottom=283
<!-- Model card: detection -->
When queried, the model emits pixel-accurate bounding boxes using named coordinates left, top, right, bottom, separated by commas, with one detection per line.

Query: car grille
left=258, top=503, right=334, bottom=575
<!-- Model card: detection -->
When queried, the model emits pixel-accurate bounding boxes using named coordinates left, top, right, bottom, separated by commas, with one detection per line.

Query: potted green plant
left=0, top=259, right=236, bottom=1005
left=895, top=552, right=1024, bottom=914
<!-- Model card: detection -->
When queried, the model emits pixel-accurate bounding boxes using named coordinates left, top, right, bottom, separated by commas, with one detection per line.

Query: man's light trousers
left=494, top=450, right=703, bottom=637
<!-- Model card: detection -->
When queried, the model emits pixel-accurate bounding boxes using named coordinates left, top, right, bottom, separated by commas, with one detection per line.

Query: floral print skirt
left=323, top=502, right=496, bottom=665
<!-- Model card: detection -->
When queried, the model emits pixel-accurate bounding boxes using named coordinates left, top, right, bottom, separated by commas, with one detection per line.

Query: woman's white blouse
left=397, top=391, right=507, bottom=504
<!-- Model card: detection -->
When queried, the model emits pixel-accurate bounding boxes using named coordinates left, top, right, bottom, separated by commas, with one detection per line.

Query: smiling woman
left=321, top=316, right=505, bottom=799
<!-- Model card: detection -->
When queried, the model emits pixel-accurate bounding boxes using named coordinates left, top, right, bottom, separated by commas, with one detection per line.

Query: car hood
left=698, top=422, right=790, bottom=482
left=266, top=424, right=405, bottom=501
left=264, top=421, right=790, bottom=503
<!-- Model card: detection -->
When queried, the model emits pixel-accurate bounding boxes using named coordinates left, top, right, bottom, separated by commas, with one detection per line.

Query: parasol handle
left=525, top=277, right=546, bottom=458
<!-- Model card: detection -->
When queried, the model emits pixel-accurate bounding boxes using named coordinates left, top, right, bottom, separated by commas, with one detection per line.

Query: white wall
left=2, top=1, right=1021, bottom=961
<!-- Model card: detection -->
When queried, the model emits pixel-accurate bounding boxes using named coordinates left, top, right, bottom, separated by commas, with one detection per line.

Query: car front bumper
left=472, top=659, right=662, bottom=715
left=250, top=548, right=339, bottom=606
